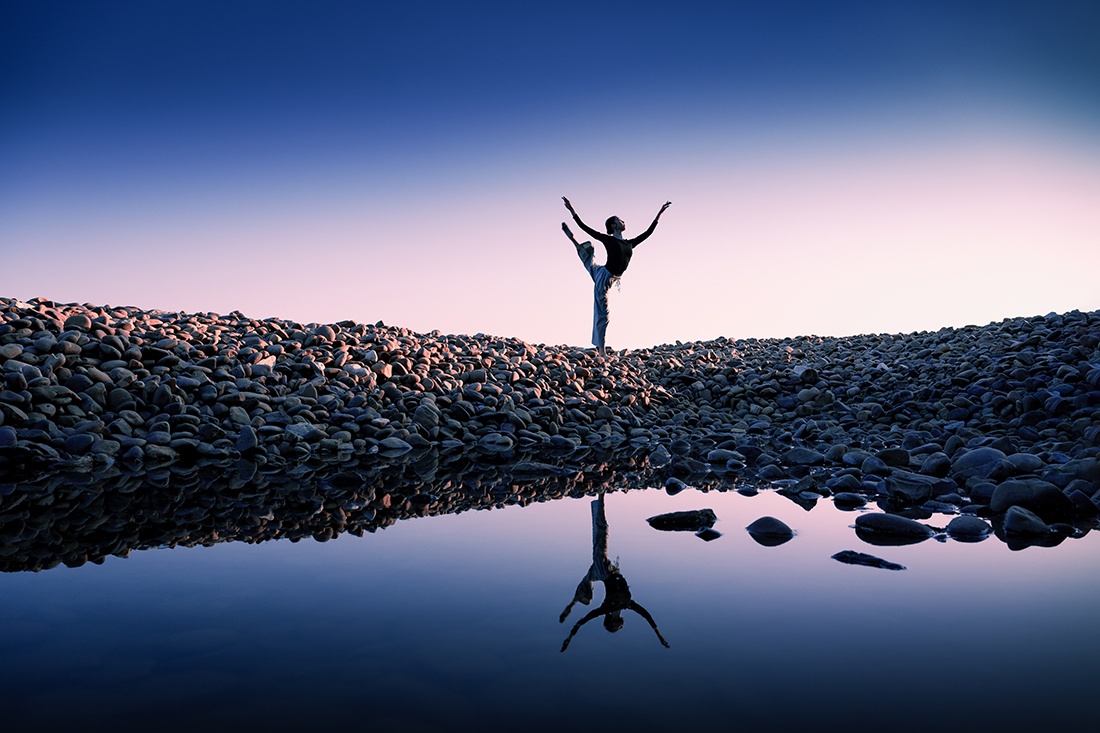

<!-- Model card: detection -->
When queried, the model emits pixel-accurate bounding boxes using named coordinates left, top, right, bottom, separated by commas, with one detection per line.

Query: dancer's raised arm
left=563, top=196, right=603, bottom=240
left=628, top=201, right=672, bottom=247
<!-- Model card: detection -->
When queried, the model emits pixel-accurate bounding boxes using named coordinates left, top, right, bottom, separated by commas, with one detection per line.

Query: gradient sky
left=3, top=1, right=1099, bottom=348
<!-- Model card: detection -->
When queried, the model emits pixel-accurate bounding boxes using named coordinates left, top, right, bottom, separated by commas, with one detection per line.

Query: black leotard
left=571, top=214, right=659, bottom=277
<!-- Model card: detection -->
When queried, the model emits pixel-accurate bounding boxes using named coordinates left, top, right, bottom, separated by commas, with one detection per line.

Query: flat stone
left=832, top=550, right=905, bottom=570
left=647, top=509, right=717, bottom=532
left=855, top=513, right=933, bottom=539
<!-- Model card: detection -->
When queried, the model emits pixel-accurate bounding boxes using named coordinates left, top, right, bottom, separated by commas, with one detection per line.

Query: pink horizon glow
left=3, top=115, right=1099, bottom=349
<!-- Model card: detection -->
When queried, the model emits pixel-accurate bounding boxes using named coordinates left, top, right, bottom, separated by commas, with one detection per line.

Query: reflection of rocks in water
left=0, top=449, right=664, bottom=573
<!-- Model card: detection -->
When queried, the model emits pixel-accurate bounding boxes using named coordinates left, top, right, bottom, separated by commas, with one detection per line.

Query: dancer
left=562, top=197, right=671, bottom=357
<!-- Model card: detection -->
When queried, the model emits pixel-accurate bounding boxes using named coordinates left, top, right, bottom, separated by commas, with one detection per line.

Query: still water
left=2, top=464, right=1098, bottom=732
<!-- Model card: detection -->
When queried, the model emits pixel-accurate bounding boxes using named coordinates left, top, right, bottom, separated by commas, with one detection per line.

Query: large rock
left=950, top=447, right=1013, bottom=481
left=990, top=479, right=1073, bottom=518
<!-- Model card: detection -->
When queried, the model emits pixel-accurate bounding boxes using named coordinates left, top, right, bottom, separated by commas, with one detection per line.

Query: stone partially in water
left=854, top=513, right=933, bottom=546
left=946, top=515, right=993, bottom=542
left=745, top=516, right=794, bottom=546
left=832, top=492, right=867, bottom=509
left=1002, top=506, right=1051, bottom=536
left=989, top=479, right=1073, bottom=519
left=647, top=509, right=717, bottom=532
left=831, top=550, right=905, bottom=571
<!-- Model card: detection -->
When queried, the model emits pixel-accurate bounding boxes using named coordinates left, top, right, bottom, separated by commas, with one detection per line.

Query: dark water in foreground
left=2, top=468, right=1098, bottom=732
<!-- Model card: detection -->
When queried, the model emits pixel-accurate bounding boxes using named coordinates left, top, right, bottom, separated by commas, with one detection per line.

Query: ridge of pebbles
left=2, top=296, right=1100, bottom=537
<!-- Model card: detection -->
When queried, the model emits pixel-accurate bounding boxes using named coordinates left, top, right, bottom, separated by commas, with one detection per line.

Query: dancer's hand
left=562, top=196, right=575, bottom=213
left=658, top=201, right=672, bottom=217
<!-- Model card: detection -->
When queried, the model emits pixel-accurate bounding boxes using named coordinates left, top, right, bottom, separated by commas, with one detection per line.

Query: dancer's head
left=604, top=612, right=625, bottom=633
left=605, top=216, right=624, bottom=235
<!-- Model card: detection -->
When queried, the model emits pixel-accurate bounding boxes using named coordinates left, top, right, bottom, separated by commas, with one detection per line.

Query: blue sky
left=3, top=1, right=1099, bottom=347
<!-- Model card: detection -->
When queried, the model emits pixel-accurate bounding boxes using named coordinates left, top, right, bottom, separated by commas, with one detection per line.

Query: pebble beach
left=2, top=295, right=1099, bottom=570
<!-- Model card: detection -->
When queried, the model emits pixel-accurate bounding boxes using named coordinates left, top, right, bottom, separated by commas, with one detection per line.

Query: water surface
left=1, top=470, right=1097, bottom=732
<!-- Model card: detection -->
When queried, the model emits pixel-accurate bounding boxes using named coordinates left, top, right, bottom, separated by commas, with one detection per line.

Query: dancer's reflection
left=560, top=493, right=669, bottom=652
